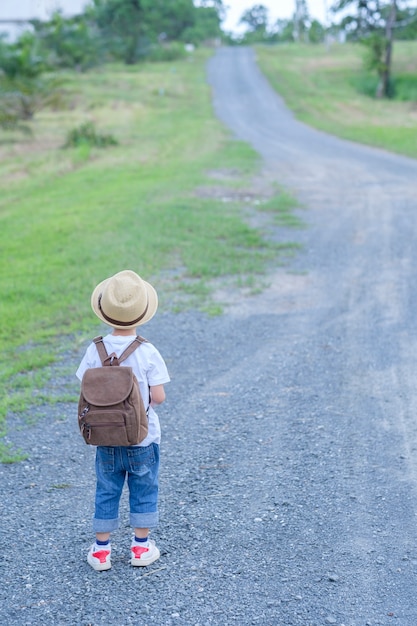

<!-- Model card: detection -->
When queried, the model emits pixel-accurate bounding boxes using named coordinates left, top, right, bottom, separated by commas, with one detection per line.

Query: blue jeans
left=93, top=443, right=159, bottom=533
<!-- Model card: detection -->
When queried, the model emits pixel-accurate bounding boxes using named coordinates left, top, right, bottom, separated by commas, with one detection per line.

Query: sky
left=0, top=0, right=329, bottom=29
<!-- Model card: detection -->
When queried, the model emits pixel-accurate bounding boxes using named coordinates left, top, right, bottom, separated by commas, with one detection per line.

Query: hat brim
left=91, top=277, right=158, bottom=329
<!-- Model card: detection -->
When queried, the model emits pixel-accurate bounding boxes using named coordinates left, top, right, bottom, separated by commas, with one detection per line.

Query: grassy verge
left=255, top=41, right=417, bottom=159
left=0, top=50, right=301, bottom=461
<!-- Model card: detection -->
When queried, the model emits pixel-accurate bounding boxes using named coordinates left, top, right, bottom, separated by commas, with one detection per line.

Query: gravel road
left=2, top=46, right=417, bottom=626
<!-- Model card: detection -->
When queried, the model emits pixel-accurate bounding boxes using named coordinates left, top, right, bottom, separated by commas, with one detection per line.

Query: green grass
left=255, top=41, right=417, bottom=159
left=0, top=50, right=301, bottom=460
left=259, top=191, right=304, bottom=228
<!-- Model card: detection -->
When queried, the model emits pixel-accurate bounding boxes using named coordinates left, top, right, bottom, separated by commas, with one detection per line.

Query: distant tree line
left=230, top=2, right=417, bottom=98
left=0, top=0, right=224, bottom=130
left=230, top=1, right=417, bottom=47
left=227, top=1, right=326, bottom=45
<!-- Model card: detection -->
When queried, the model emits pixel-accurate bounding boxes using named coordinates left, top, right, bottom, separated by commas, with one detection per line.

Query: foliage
left=0, top=108, right=31, bottom=133
left=349, top=71, right=381, bottom=96
left=0, top=1, right=226, bottom=73
left=143, top=0, right=196, bottom=41
left=293, top=0, right=310, bottom=42
left=331, top=0, right=415, bottom=97
left=1, top=74, right=62, bottom=120
left=331, top=0, right=416, bottom=40
left=309, top=19, right=326, bottom=43
left=0, top=32, right=46, bottom=79
left=351, top=69, right=417, bottom=99
left=362, top=31, right=389, bottom=74
left=395, top=5, right=417, bottom=38
left=0, top=33, right=62, bottom=123
left=391, top=73, right=417, bottom=99
left=239, top=4, right=270, bottom=33
left=235, top=3, right=324, bottom=45
left=91, top=0, right=150, bottom=64
left=180, top=5, right=223, bottom=43
left=31, top=11, right=102, bottom=71
left=277, top=20, right=294, bottom=42
left=89, top=0, right=223, bottom=63
left=147, top=42, right=187, bottom=62
left=63, top=121, right=118, bottom=148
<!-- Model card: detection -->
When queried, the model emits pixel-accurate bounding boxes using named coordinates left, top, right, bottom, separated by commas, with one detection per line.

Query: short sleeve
left=75, top=343, right=101, bottom=381
left=146, top=347, right=170, bottom=387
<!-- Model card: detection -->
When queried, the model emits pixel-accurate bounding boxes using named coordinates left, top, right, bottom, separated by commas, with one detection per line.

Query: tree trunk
left=376, top=0, right=397, bottom=98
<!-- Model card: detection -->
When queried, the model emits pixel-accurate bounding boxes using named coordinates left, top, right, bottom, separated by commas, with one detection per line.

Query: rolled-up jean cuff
left=130, top=511, right=159, bottom=528
left=93, top=517, right=119, bottom=533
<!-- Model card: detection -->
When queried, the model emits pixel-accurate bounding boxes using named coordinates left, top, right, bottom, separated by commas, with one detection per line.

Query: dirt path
left=2, top=47, right=417, bottom=626
left=207, top=47, right=417, bottom=623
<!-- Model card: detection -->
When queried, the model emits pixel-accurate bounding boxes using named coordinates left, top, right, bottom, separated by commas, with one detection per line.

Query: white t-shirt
left=76, top=334, right=170, bottom=447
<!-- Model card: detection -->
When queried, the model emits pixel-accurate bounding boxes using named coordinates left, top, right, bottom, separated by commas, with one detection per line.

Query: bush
left=147, top=42, right=187, bottom=63
left=63, top=121, right=118, bottom=148
left=350, top=72, right=381, bottom=97
left=351, top=72, right=417, bottom=100
left=0, top=108, right=31, bottom=134
left=0, top=35, right=63, bottom=122
left=0, top=74, right=63, bottom=120
left=392, top=75, right=417, bottom=101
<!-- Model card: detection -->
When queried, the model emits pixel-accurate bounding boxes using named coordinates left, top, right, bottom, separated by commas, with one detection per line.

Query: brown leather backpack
left=78, top=336, right=148, bottom=446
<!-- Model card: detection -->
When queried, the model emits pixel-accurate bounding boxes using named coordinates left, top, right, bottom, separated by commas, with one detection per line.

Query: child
left=76, top=270, right=170, bottom=571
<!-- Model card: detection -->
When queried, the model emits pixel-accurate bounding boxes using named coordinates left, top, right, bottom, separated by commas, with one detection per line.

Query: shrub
left=392, top=75, right=417, bottom=101
left=63, top=121, right=118, bottom=148
left=0, top=108, right=31, bottom=134
left=0, top=74, right=63, bottom=120
left=147, top=42, right=187, bottom=62
left=350, top=72, right=381, bottom=97
left=351, top=72, right=417, bottom=101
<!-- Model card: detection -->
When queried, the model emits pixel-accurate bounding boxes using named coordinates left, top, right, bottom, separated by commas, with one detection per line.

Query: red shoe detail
left=92, top=549, right=110, bottom=564
left=131, top=546, right=149, bottom=559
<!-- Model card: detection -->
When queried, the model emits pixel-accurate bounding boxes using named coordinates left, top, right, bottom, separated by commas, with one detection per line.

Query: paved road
left=2, top=47, right=417, bottom=626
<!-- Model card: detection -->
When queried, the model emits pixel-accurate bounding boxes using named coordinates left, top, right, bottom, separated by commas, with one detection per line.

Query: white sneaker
left=87, top=543, right=112, bottom=571
left=130, top=538, right=160, bottom=567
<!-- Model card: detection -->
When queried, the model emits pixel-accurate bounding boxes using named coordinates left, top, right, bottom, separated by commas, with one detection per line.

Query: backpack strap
left=92, top=335, right=147, bottom=366
left=93, top=336, right=109, bottom=365
left=118, top=335, right=148, bottom=364
left=120, top=336, right=151, bottom=406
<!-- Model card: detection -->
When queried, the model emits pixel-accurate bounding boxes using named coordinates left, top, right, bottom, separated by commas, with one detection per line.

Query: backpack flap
left=81, top=366, right=134, bottom=406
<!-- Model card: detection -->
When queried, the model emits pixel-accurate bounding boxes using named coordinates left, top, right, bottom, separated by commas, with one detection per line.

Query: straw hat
left=91, top=270, right=158, bottom=329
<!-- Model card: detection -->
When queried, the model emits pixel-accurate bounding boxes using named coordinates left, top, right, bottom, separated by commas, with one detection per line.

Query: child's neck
left=112, top=328, right=137, bottom=336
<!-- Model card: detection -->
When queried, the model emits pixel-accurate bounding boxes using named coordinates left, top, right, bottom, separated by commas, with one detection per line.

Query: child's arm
left=150, top=384, right=165, bottom=407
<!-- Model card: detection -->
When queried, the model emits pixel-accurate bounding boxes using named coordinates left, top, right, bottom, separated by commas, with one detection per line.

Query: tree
left=375, top=0, right=396, bottom=97
left=309, top=19, right=326, bottom=43
left=180, top=4, right=223, bottom=44
left=0, top=32, right=45, bottom=80
left=31, top=11, right=102, bottom=71
left=91, top=0, right=150, bottom=64
left=267, top=18, right=294, bottom=42
left=91, top=0, right=219, bottom=62
left=293, top=0, right=310, bottom=41
left=195, top=0, right=226, bottom=21
left=0, top=32, right=61, bottom=122
left=395, top=4, right=417, bottom=38
left=239, top=4, right=269, bottom=34
left=143, top=0, right=196, bottom=41
left=332, top=0, right=416, bottom=97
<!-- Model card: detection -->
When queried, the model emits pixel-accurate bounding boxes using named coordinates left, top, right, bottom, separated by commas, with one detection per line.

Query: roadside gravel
left=2, top=46, right=417, bottom=626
